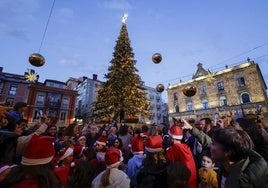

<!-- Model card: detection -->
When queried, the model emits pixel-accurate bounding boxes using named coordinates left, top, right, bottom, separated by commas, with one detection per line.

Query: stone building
left=167, top=60, right=268, bottom=121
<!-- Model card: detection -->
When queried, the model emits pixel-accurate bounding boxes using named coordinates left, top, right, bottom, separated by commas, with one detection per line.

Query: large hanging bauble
left=156, top=84, right=165, bottom=92
left=29, top=53, right=45, bottom=67
left=152, top=53, right=162, bottom=64
left=182, top=84, right=197, bottom=97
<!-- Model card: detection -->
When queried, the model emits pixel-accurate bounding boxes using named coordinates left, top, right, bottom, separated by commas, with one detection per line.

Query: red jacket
left=166, top=143, right=197, bottom=188
left=12, top=179, right=38, bottom=188
left=54, top=166, right=70, bottom=188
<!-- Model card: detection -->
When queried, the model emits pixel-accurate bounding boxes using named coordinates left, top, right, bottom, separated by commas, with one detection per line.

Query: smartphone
left=38, top=110, right=44, bottom=117
left=257, top=105, right=262, bottom=115
left=256, top=105, right=262, bottom=123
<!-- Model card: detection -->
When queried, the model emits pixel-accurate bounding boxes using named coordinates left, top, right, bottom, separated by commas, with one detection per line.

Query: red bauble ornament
left=29, top=53, right=45, bottom=67
left=152, top=53, right=162, bottom=64
left=156, top=84, right=165, bottom=92
left=182, top=84, right=197, bottom=97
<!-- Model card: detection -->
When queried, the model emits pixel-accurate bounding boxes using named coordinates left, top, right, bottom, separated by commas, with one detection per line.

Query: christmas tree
left=91, top=18, right=151, bottom=122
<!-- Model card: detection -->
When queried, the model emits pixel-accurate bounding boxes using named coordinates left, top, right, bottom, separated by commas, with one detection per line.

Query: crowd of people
left=0, top=101, right=268, bottom=188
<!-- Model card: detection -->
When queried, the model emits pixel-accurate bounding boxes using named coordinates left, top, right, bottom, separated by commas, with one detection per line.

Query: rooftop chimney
left=93, top=74, right=98, bottom=81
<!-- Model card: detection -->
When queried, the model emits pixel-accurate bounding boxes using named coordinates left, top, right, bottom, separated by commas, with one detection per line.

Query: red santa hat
left=130, top=136, right=144, bottom=155
left=105, top=147, right=123, bottom=168
left=96, top=136, right=107, bottom=146
left=73, top=145, right=85, bottom=157
left=78, top=135, right=86, bottom=141
left=145, top=135, right=163, bottom=153
left=0, top=163, right=17, bottom=174
left=59, top=147, right=74, bottom=161
left=21, top=134, right=55, bottom=165
left=168, top=125, right=183, bottom=140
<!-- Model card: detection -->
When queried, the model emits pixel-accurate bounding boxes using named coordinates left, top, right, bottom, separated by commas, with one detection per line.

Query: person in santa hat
left=92, top=147, right=130, bottom=188
left=126, top=135, right=145, bottom=188
left=136, top=135, right=168, bottom=188
left=0, top=134, right=62, bottom=188
left=73, top=145, right=85, bottom=160
left=54, top=147, right=74, bottom=188
left=73, top=135, right=86, bottom=160
left=56, top=147, right=74, bottom=167
left=92, top=136, right=107, bottom=175
left=76, top=135, right=87, bottom=146
left=166, top=123, right=197, bottom=188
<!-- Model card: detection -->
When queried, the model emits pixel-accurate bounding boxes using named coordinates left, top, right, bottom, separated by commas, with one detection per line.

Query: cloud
left=0, top=0, right=37, bottom=20
left=0, top=0, right=37, bottom=40
left=53, top=7, right=75, bottom=24
left=0, top=24, right=29, bottom=41
left=58, top=58, right=83, bottom=67
left=100, top=0, right=132, bottom=10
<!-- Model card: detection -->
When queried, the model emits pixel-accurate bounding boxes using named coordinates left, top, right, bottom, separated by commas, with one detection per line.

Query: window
left=217, top=81, right=224, bottom=91
left=60, top=111, right=67, bottom=121
left=238, top=77, right=246, bottom=87
left=48, top=110, right=56, bottom=117
left=33, top=109, right=39, bottom=120
left=0, top=81, right=4, bottom=94
left=62, top=97, right=69, bottom=108
left=199, top=86, right=206, bottom=95
left=8, top=85, right=17, bottom=95
left=219, top=96, right=227, bottom=106
left=36, top=95, right=45, bottom=106
left=174, top=103, right=179, bottom=113
left=241, top=93, right=250, bottom=104
left=47, top=93, right=61, bottom=106
left=202, top=100, right=209, bottom=109
left=5, top=98, right=14, bottom=106
left=173, top=93, right=178, bottom=101
left=187, top=103, right=193, bottom=111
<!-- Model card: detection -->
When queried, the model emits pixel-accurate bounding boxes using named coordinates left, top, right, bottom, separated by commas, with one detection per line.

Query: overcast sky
left=1, top=0, right=268, bottom=102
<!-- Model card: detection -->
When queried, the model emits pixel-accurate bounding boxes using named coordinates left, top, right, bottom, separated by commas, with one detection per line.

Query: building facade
left=167, top=61, right=268, bottom=121
left=0, top=67, right=29, bottom=106
left=73, top=74, right=103, bottom=123
left=140, top=85, right=166, bottom=125
left=26, top=80, right=77, bottom=126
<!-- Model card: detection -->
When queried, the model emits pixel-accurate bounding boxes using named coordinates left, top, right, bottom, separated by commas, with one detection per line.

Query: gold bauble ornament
left=156, top=84, right=165, bottom=92
left=152, top=53, right=162, bottom=64
left=182, top=84, right=197, bottom=97
left=29, top=53, right=45, bottom=67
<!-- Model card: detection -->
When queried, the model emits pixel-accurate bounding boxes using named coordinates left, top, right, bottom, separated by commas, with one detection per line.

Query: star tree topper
left=122, top=13, right=128, bottom=23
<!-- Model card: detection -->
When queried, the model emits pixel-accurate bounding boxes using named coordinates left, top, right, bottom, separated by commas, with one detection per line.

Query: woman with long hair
left=92, top=147, right=130, bottom=188
left=63, top=123, right=79, bottom=142
left=67, top=160, right=95, bottom=188
left=1, top=135, right=61, bottom=188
